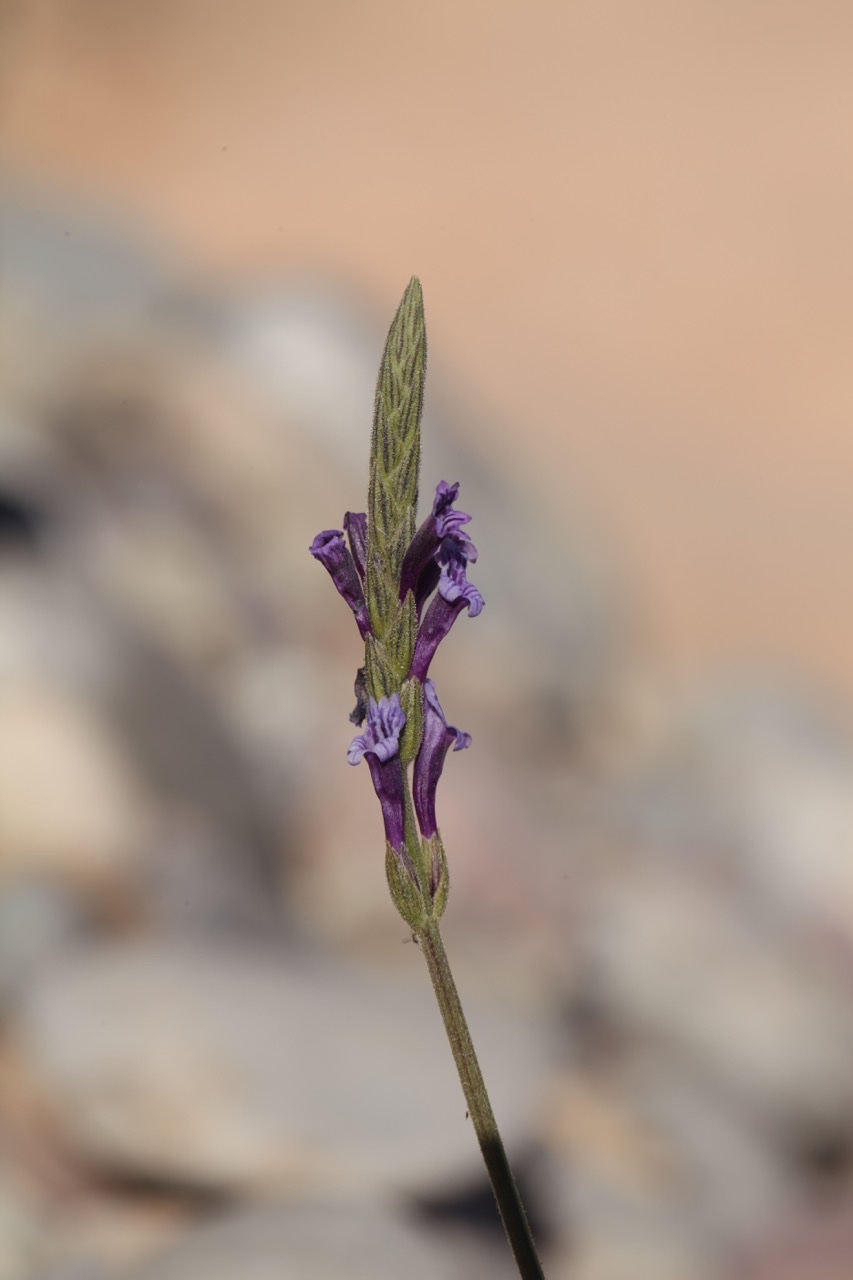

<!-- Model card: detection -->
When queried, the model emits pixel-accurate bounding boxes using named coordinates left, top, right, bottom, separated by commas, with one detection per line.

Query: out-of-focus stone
left=568, top=1223, right=720, bottom=1280
left=626, top=679, right=853, bottom=951
left=0, top=682, right=144, bottom=892
left=545, top=1073, right=675, bottom=1198
left=36, top=1191, right=192, bottom=1280
left=623, top=1058, right=796, bottom=1246
left=128, top=1202, right=479, bottom=1280
left=578, top=858, right=853, bottom=1133
left=12, top=941, right=548, bottom=1197
left=737, top=1199, right=853, bottom=1280
left=542, top=1062, right=769, bottom=1278
left=0, top=881, right=92, bottom=1009
left=0, top=1179, right=41, bottom=1280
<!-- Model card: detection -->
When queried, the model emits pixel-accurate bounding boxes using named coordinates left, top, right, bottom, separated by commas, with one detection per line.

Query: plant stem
left=418, top=921, right=546, bottom=1279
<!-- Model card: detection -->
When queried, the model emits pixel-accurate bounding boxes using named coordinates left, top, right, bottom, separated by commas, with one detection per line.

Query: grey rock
left=0, top=1203, right=39, bottom=1280
left=0, top=680, right=144, bottom=893
left=625, top=678, right=853, bottom=945
left=128, top=1202, right=476, bottom=1280
left=0, top=881, right=92, bottom=1009
left=12, top=941, right=548, bottom=1196
left=578, top=859, right=853, bottom=1134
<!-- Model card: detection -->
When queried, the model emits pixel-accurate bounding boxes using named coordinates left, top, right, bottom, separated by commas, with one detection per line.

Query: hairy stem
left=418, top=921, right=546, bottom=1280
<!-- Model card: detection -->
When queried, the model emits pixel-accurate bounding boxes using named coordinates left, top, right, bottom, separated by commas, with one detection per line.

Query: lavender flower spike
left=409, top=560, right=485, bottom=681
left=414, top=680, right=471, bottom=839
left=348, top=693, right=407, bottom=852
left=310, top=529, right=371, bottom=638
left=399, top=480, right=478, bottom=604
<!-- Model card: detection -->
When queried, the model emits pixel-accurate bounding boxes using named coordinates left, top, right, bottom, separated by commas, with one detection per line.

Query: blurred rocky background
left=1, top=3, right=852, bottom=1277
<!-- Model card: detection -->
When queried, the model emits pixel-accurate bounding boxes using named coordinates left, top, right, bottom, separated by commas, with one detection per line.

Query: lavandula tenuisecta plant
left=310, top=279, right=546, bottom=1279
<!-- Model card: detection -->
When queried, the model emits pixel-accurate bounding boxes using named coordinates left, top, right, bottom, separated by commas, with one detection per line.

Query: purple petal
left=413, top=680, right=470, bottom=839
left=347, top=693, right=407, bottom=853
left=400, top=480, right=477, bottom=604
left=310, top=529, right=371, bottom=638
left=433, top=481, right=461, bottom=518
left=366, top=755, right=406, bottom=853
left=409, top=593, right=466, bottom=681
left=347, top=732, right=370, bottom=765
left=409, top=558, right=484, bottom=681
left=438, top=528, right=478, bottom=567
left=438, top=561, right=484, bottom=617
left=347, top=693, right=405, bottom=765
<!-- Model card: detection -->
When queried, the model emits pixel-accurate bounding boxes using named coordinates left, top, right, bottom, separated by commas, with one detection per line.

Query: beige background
left=2, top=0, right=852, bottom=699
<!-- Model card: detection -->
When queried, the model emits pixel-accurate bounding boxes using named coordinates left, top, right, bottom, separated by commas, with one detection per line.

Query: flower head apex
left=347, top=693, right=406, bottom=765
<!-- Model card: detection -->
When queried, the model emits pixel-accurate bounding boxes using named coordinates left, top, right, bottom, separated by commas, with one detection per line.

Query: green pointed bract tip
left=365, top=277, right=426, bottom=695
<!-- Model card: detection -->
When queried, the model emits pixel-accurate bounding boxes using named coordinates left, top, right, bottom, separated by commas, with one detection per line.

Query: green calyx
left=385, top=827, right=450, bottom=932
left=423, top=832, right=449, bottom=920
left=385, top=843, right=428, bottom=932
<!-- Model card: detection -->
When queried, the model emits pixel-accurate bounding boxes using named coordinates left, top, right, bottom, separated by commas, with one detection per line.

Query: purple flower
left=348, top=694, right=407, bottom=851
left=313, top=482, right=481, bottom=852
left=413, top=680, right=470, bottom=839
left=438, top=559, right=484, bottom=616
left=400, top=481, right=478, bottom=606
left=409, top=561, right=485, bottom=681
left=310, top=530, right=371, bottom=638
left=347, top=693, right=406, bottom=764
left=432, top=481, right=479, bottom=563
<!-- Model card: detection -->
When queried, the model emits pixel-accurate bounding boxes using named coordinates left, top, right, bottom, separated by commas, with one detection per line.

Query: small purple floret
left=348, top=694, right=407, bottom=852
left=433, top=482, right=478, bottom=564
left=438, top=560, right=484, bottom=617
left=409, top=594, right=462, bottom=681
left=413, top=680, right=470, bottom=839
left=399, top=480, right=478, bottom=604
left=310, top=529, right=371, bottom=638
left=409, top=563, right=484, bottom=681
left=347, top=693, right=406, bottom=765
left=365, top=755, right=406, bottom=852
left=433, top=480, right=460, bottom=515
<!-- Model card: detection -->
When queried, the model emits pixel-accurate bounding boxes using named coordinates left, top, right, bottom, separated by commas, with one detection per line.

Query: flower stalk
left=310, top=277, right=546, bottom=1279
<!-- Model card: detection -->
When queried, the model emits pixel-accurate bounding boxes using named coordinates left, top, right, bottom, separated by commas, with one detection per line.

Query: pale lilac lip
left=347, top=693, right=406, bottom=766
